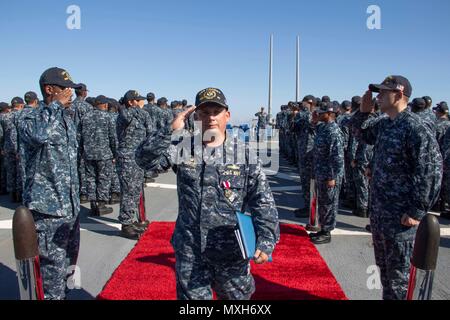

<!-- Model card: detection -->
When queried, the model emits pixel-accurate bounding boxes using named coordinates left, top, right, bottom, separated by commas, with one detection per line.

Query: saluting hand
left=361, top=90, right=374, bottom=113
left=172, top=106, right=196, bottom=131
left=54, top=88, right=73, bottom=108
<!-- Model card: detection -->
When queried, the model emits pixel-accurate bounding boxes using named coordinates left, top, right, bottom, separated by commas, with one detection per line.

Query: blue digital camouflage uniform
left=80, top=107, right=118, bottom=202
left=19, top=100, right=80, bottom=300
left=434, top=118, right=450, bottom=209
left=415, top=108, right=436, bottom=135
left=1, top=111, right=19, bottom=194
left=116, top=106, right=153, bottom=225
left=353, top=109, right=442, bottom=300
left=16, top=105, right=39, bottom=193
left=144, top=104, right=173, bottom=174
left=294, top=108, right=315, bottom=211
left=108, top=111, right=121, bottom=195
left=135, top=129, right=280, bottom=300
left=313, top=121, right=344, bottom=232
left=0, top=113, right=6, bottom=193
left=72, top=97, right=93, bottom=197
left=435, top=118, right=450, bottom=153
left=336, top=113, right=353, bottom=201
left=349, top=111, right=380, bottom=212
left=441, top=127, right=450, bottom=210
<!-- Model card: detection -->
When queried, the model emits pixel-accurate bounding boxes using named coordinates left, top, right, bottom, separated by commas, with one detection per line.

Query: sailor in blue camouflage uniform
left=19, top=67, right=82, bottom=300
left=441, top=121, right=450, bottom=220
left=349, top=104, right=380, bottom=218
left=79, top=95, right=117, bottom=216
left=16, top=92, right=40, bottom=197
left=309, top=102, right=344, bottom=244
left=0, top=102, right=9, bottom=195
left=336, top=101, right=352, bottom=201
left=72, top=83, right=93, bottom=204
left=3, top=97, right=25, bottom=202
left=433, top=101, right=450, bottom=212
left=255, top=107, right=268, bottom=143
left=142, top=92, right=160, bottom=183
left=410, top=97, right=436, bottom=134
left=117, top=90, right=153, bottom=239
left=292, top=95, right=316, bottom=217
left=107, top=99, right=121, bottom=204
left=136, top=88, right=279, bottom=300
left=353, top=76, right=442, bottom=300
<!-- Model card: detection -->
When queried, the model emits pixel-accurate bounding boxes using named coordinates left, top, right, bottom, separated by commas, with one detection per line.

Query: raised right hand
left=172, top=106, right=196, bottom=131
left=361, top=90, right=374, bottom=113
left=54, top=88, right=73, bottom=107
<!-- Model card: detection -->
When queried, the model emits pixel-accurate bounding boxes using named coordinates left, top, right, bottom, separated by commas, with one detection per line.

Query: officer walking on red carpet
left=136, top=88, right=280, bottom=300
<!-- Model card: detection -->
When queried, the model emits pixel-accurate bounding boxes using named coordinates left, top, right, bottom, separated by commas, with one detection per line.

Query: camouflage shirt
left=116, top=107, right=153, bottom=159
left=293, top=108, right=315, bottom=155
left=19, top=101, right=79, bottom=217
left=313, top=121, right=345, bottom=181
left=135, top=129, right=280, bottom=259
left=353, top=109, right=442, bottom=223
left=80, top=108, right=118, bottom=160
left=435, top=118, right=450, bottom=153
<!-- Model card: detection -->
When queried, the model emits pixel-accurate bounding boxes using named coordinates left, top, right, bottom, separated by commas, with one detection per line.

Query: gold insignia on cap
left=61, top=71, right=72, bottom=81
left=200, top=88, right=218, bottom=101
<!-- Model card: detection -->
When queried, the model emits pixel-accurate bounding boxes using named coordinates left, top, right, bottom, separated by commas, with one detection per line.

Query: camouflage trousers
left=370, top=220, right=414, bottom=300
left=298, top=154, right=313, bottom=211
left=353, top=165, right=370, bottom=210
left=5, top=153, right=21, bottom=193
left=78, top=155, right=88, bottom=196
left=117, top=157, right=144, bottom=226
left=0, top=154, right=7, bottom=192
left=175, top=250, right=255, bottom=300
left=110, top=162, right=121, bottom=194
left=317, top=177, right=342, bottom=232
left=342, top=155, right=356, bottom=202
left=85, top=159, right=113, bottom=202
left=32, top=211, right=80, bottom=300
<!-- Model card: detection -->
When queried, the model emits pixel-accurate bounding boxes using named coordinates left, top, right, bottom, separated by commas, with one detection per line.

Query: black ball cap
left=157, top=97, right=168, bottom=105
left=147, top=92, right=155, bottom=100
left=302, top=95, right=315, bottom=103
left=315, top=102, right=335, bottom=114
left=11, top=97, right=25, bottom=106
left=95, top=95, right=109, bottom=105
left=422, top=96, right=432, bottom=106
left=0, top=102, right=9, bottom=111
left=24, top=91, right=38, bottom=103
left=434, top=101, right=449, bottom=113
left=321, top=96, right=331, bottom=103
left=39, top=67, right=82, bottom=89
left=412, top=98, right=426, bottom=108
left=195, top=88, right=229, bottom=109
left=369, top=75, right=412, bottom=97
left=76, top=83, right=88, bottom=92
left=341, top=100, right=352, bottom=109
left=124, top=90, right=146, bottom=103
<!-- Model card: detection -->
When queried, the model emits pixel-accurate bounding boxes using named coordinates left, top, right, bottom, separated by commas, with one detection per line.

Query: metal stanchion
left=12, top=206, right=44, bottom=300
left=406, top=214, right=440, bottom=300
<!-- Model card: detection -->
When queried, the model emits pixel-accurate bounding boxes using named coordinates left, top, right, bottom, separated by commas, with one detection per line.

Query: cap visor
left=369, top=84, right=393, bottom=93
left=197, top=101, right=229, bottom=109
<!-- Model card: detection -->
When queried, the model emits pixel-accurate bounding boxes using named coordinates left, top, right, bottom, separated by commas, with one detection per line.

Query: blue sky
left=1, top=0, right=449, bottom=124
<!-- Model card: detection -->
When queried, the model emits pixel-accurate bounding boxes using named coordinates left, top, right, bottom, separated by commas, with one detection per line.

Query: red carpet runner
left=98, top=223, right=347, bottom=300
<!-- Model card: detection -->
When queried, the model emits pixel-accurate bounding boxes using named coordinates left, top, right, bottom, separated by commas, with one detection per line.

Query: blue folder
left=235, top=212, right=273, bottom=262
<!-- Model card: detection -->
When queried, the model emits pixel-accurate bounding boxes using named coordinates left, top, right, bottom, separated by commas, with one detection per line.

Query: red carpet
left=98, top=223, right=347, bottom=300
